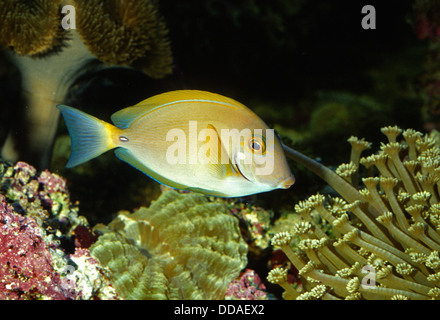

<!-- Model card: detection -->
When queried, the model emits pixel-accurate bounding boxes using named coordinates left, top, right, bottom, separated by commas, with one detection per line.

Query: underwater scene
left=1, top=0, right=440, bottom=302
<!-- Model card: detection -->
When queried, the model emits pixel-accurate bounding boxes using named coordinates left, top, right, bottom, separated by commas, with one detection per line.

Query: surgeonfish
left=57, top=90, right=294, bottom=197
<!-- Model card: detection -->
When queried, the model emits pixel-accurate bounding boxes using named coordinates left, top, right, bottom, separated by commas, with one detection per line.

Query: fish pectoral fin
left=204, top=160, right=238, bottom=181
left=202, top=124, right=238, bottom=179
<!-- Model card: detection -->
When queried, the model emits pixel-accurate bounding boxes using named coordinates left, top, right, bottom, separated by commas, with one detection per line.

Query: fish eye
left=247, top=135, right=266, bottom=155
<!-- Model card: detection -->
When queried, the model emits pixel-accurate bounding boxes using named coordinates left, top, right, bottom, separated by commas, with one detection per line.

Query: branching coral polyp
left=270, top=126, right=440, bottom=299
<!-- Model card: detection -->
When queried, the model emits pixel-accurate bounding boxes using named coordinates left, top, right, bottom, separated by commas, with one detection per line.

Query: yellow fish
left=57, top=90, right=294, bottom=197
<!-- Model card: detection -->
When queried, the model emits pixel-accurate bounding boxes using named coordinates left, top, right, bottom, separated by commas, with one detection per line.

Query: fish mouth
left=278, top=176, right=295, bottom=189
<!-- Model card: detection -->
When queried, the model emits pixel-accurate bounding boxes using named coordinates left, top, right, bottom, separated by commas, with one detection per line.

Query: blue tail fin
left=58, top=105, right=116, bottom=168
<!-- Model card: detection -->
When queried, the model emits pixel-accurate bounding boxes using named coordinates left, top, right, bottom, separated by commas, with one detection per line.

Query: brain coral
left=90, top=190, right=248, bottom=300
left=269, top=126, right=440, bottom=300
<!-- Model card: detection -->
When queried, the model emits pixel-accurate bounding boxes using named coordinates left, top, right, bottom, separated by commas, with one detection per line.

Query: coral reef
left=228, top=199, right=273, bottom=254
left=90, top=189, right=248, bottom=300
left=269, top=126, right=440, bottom=299
left=0, top=0, right=65, bottom=56
left=0, top=160, right=85, bottom=234
left=0, top=160, right=252, bottom=300
left=64, top=248, right=119, bottom=300
left=0, top=0, right=172, bottom=169
left=0, top=194, right=76, bottom=299
left=225, top=269, right=267, bottom=300
left=0, top=160, right=118, bottom=299
left=74, top=0, right=172, bottom=78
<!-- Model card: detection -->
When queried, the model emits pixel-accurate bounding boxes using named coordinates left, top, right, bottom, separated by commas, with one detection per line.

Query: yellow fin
left=201, top=124, right=238, bottom=179
left=111, top=90, right=245, bottom=129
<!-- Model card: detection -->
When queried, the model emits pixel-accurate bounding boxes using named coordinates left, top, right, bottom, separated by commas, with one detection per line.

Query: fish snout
left=278, top=176, right=295, bottom=189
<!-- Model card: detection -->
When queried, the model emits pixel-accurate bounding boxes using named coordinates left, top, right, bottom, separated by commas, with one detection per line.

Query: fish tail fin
left=57, top=105, right=119, bottom=168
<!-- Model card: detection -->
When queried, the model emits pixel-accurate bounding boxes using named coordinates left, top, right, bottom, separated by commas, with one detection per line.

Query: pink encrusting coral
left=225, top=269, right=268, bottom=300
left=37, top=169, right=67, bottom=195
left=0, top=194, right=77, bottom=299
left=0, top=160, right=118, bottom=300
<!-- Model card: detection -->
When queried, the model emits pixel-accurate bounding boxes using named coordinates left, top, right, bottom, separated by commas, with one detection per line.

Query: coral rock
left=0, top=194, right=76, bottom=300
left=225, top=269, right=268, bottom=300
left=0, top=160, right=86, bottom=235
left=65, top=248, right=120, bottom=300
left=0, top=160, right=116, bottom=300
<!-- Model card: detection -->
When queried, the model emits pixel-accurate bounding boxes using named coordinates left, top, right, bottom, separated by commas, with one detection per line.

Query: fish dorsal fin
left=111, top=105, right=153, bottom=129
left=202, top=124, right=238, bottom=179
left=111, top=90, right=246, bottom=129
